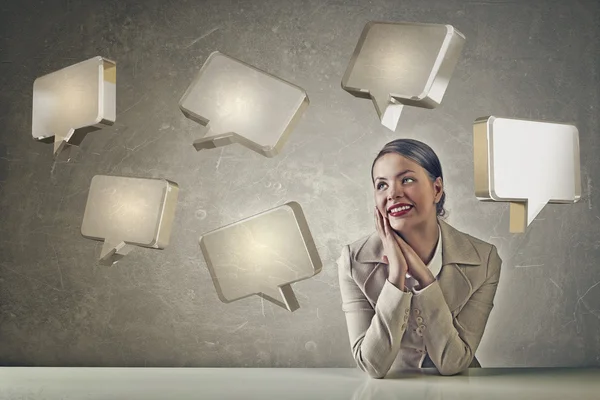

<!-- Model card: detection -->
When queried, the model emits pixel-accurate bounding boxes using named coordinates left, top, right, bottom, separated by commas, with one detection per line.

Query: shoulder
left=463, top=230, right=501, bottom=268
left=440, top=219, right=502, bottom=277
left=347, top=231, right=377, bottom=257
left=465, top=230, right=497, bottom=258
left=336, top=231, right=380, bottom=277
left=336, top=232, right=375, bottom=265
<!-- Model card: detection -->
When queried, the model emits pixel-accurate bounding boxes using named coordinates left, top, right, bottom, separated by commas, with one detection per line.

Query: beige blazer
left=337, top=218, right=502, bottom=378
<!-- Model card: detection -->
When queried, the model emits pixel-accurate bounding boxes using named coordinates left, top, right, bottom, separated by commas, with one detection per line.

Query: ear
left=433, top=177, right=443, bottom=203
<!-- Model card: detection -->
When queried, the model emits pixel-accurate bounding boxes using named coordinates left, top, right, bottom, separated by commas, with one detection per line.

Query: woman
left=337, top=138, right=502, bottom=378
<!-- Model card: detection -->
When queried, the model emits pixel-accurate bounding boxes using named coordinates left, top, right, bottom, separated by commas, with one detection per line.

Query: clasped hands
left=374, top=207, right=436, bottom=292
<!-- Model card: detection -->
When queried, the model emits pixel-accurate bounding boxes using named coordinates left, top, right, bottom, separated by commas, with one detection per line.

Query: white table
left=1, top=367, right=599, bottom=399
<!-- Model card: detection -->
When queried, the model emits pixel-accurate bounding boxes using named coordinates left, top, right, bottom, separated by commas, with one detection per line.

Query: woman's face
left=372, top=153, right=443, bottom=233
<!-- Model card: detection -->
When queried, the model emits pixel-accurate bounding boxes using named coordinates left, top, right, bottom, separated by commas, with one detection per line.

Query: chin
left=390, top=219, right=409, bottom=232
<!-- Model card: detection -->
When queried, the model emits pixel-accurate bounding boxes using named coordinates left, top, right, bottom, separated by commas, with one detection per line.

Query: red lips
left=387, top=203, right=413, bottom=213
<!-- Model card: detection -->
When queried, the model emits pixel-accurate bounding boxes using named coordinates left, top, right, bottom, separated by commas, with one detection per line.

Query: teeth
left=390, top=205, right=411, bottom=213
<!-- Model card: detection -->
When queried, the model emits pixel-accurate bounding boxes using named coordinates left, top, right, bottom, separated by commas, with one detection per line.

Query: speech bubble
left=342, top=21, right=465, bottom=131
left=473, top=116, right=581, bottom=233
left=179, top=51, right=309, bottom=157
left=32, top=56, right=116, bottom=158
left=81, top=175, right=179, bottom=265
left=199, top=201, right=322, bottom=312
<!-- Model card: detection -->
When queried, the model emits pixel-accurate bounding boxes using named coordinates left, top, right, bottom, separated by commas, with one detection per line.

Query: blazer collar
left=353, top=219, right=482, bottom=266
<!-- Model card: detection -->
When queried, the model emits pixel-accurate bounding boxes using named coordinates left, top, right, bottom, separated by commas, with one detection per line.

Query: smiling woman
left=337, top=138, right=502, bottom=378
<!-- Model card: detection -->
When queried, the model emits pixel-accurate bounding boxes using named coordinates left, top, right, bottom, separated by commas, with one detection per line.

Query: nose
left=387, top=181, right=404, bottom=200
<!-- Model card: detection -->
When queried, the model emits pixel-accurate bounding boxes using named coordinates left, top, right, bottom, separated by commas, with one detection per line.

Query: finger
left=387, top=227, right=409, bottom=259
left=393, top=233, right=411, bottom=257
left=384, top=213, right=393, bottom=238
left=393, top=236, right=422, bottom=271
left=382, top=213, right=389, bottom=237
left=395, top=234, right=415, bottom=256
left=393, top=232, right=404, bottom=249
left=391, top=229, right=407, bottom=247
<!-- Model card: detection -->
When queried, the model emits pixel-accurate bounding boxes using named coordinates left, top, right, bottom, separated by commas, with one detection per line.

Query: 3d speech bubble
left=474, top=116, right=581, bottom=233
left=179, top=51, right=309, bottom=157
left=342, top=21, right=465, bottom=131
left=199, top=201, right=322, bottom=311
left=81, top=175, right=179, bottom=265
left=32, top=56, right=116, bottom=158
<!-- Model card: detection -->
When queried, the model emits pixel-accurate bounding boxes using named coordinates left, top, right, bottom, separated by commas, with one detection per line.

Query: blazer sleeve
left=411, top=244, right=502, bottom=376
left=337, top=245, right=413, bottom=379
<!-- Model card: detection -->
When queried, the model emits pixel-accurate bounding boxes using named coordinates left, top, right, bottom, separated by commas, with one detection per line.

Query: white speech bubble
left=474, top=116, right=581, bottom=232
left=199, top=201, right=322, bottom=311
left=81, top=175, right=179, bottom=265
left=32, top=56, right=116, bottom=158
left=342, top=21, right=465, bottom=131
left=179, top=51, right=309, bottom=157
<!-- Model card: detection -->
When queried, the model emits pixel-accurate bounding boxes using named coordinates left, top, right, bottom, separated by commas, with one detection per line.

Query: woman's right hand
left=374, top=207, right=408, bottom=290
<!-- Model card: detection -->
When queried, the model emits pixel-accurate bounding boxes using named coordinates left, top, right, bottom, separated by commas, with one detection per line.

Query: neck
left=398, top=217, right=439, bottom=265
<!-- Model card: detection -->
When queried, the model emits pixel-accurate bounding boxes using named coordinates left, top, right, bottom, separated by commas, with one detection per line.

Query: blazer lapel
left=437, top=219, right=481, bottom=312
left=353, top=231, right=383, bottom=264
left=353, top=219, right=483, bottom=312
left=353, top=229, right=386, bottom=307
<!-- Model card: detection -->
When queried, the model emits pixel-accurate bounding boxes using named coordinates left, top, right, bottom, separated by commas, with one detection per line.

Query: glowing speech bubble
left=32, top=56, right=116, bottom=158
left=474, top=116, right=581, bottom=233
left=199, top=201, right=322, bottom=311
left=81, top=175, right=179, bottom=265
left=179, top=51, right=309, bottom=157
left=342, top=21, right=465, bottom=131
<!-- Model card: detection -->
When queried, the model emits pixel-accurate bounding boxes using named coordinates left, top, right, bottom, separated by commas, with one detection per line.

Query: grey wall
left=1, top=0, right=599, bottom=367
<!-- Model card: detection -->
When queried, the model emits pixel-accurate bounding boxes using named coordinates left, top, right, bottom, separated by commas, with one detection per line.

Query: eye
left=403, top=177, right=415, bottom=184
left=376, top=182, right=387, bottom=190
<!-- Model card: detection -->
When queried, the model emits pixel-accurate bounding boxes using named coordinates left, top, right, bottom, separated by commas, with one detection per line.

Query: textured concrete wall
left=0, top=0, right=599, bottom=367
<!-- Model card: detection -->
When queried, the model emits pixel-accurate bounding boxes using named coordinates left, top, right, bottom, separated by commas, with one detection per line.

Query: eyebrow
left=374, top=169, right=415, bottom=181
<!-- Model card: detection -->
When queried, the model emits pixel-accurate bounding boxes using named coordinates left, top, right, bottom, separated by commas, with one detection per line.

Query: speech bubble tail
left=371, top=91, right=402, bottom=131
left=371, top=91, right=390, bottom=119
left=381, top=104, right=403, bottom=131
left=192, top=127, right=236, bottom=151
left=54, top=141, right=81, bottom=163
left=53, top=136, right=70, bottom=157
left=526, top=198, right=548, bottom=226
left=99, top=239, right=134, bottom=266
left=259, top=284, right=300, bottom=312
left=509, top=198, right=548, bottom=233
left=192, top=138, right=217, bottom=151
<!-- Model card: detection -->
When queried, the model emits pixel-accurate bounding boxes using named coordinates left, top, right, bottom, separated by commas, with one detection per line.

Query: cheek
left=374, top=192, right=386, bottom=209
left=406, top=187, right=425, bottom=202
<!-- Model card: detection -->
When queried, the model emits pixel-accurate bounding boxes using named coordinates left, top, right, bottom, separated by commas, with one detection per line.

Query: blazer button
left=416, top=316, right=423, bottom=324
left=405, top=308, right=410, bottom=314
left=416, top=327, right=423, bottom=336
left=401, top=323, right=407, bottom=330
left=414, top=309, right=421, bottom=315
left=419, top=324, right=426, bottom=330
left=403, top=314, right=409, bottom=322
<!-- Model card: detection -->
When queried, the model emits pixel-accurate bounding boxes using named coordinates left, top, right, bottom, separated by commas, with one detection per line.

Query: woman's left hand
left=393, top=234, right=436, bottom=289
